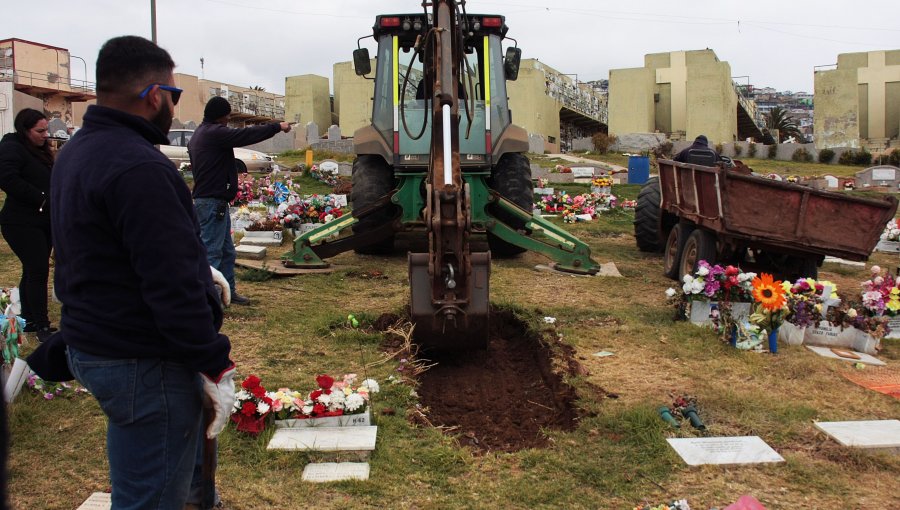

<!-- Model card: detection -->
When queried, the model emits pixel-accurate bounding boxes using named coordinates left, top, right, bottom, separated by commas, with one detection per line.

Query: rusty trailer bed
left=657, top=159, right=899, bottom=261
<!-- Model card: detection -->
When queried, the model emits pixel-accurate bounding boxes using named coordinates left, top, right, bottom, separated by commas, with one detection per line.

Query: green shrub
left=890, top=149, right=900, bottom=166
left=854, top=149, right=872, bottom=166
left=791, top=147, right=813, bottom=162
left=591, top=133, right=617, bottom=154
left=818, top=148, right=835, bottom=164
left=734, top=144, right=743, bottom=157
left=748, top=143, right=757, bottom=158
left=838, top=150, right=854, bottom=165
left=767, top=144, right=777, bottom=159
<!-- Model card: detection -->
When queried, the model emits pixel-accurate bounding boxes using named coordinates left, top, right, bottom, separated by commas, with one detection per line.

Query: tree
left=765, top=106, right=802, bottom=143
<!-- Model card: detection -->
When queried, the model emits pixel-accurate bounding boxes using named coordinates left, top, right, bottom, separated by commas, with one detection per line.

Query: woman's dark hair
left=96, top=35, right=175, bottom=95
left=13, top=108, right=53, bottom=164
left=13, top=108, right=47, bottom=137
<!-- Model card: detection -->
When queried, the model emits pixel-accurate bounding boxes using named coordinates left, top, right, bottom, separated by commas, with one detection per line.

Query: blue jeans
left=67, top=347, right=203, bottom=510
left=194, top=198, right=237, bottom=295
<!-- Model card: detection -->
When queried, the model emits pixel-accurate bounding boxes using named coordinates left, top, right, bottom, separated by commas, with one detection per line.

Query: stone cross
left=656, top=51, right=688, bottom=133
left=857, top=51, right=900, bottom=139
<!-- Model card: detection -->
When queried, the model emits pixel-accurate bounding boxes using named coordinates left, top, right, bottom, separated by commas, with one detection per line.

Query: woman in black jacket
left=0, top=108, right=55, bottom=341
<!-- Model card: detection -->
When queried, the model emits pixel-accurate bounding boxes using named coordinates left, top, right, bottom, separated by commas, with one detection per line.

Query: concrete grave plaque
left=814, top=420, right=900, bottom=449
left=571, top=167, right=595, bottom=178
left=302, top=462, right=370, bottom=483
left=267, top=426, right=377, bottom=452
left=319, top=160, right=339, bottom=174
left=666, top=436, right=785, bottom=466
left=823, top=175, right=839, bottom=189
left=306, top=122, right=319, bottom=144
left=235, top=244, right=267, bottom=260
left=327, top=124, right=342, bottom=140
left=77, top=492, right=111, bottom=510
left=333, top=194, right=348, bottom=207
left=805, top=345, right=885, bottom=366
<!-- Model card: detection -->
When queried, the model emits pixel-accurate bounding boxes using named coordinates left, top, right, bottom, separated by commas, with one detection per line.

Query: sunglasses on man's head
left=138, top=84, right=182, bottom=105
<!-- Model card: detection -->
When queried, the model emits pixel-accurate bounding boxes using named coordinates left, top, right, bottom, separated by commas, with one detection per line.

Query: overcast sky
left=6, top=0, right=899, bottom=95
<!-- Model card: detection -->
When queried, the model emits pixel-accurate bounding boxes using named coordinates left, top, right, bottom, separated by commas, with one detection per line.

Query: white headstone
left=805, top=345, right=885, bottom=366
left=77, top=492, right=111, bottom=510
left=306, top=122, right=319, bottom=144
left=327, top=125, right=342, bottom=141
left=823, top=175, right=839, bottom=189
left=267, top=426, right=378, bottom=452
left=814, top=420, right=900, bottom=449
left=666, top=436, right=785, bottom=466
left=302, top=462, right=370, bottom=483
left=319, top=160, right=339, bottom=174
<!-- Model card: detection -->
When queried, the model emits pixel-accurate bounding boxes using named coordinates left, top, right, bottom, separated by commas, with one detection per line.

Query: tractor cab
left=352, top=13, right=521, bottom=170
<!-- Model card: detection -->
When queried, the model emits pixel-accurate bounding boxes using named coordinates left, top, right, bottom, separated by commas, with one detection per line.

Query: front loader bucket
left=409, top=252, right=490, bottom=351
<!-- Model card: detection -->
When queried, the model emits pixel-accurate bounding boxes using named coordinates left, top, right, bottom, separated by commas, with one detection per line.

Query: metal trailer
left=635, top=159, right=899, bottom=281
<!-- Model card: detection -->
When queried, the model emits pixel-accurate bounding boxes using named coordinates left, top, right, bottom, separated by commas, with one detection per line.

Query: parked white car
left=160, top=129, right=276, bottom=173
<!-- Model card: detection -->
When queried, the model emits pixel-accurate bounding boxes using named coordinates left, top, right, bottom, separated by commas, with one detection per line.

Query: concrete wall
left=507, top=60, right=564, bottom=147
left=814, top=68, right=860, bottom=148
left=285, top=74, right=330, bottom=136
left=174, top=73, right=204, bottom=124
left=333, top=61, right=374, bottom=137
left=608, top=67, right=654, bottom=135
left=685, top=59, right=736, bottom=145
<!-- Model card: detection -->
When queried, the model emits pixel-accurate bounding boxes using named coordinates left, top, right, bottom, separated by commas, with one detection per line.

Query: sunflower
left=752, top=273, right=786, bottom=311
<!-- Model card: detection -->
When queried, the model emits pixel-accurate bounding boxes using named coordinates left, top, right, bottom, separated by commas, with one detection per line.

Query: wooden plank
left=235, top=259, right=335, bottom=275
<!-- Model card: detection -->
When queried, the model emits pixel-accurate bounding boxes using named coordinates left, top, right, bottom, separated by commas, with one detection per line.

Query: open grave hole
left=387, top=308, right=586, bottom=453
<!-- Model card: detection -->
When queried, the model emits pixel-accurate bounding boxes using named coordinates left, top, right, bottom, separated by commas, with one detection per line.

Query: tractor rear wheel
left=634, top=177, right=663, bottom=252
left=351, top=155, right=397, bottom=254
left=487, top=153, right=533, bottom=257
left=679, top=229, right=717, bottom=280
left=663, top=223, right=694, bottom=280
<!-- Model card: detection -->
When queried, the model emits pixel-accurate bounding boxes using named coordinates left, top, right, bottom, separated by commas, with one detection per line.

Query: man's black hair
left=95, top=35, right=175, bottom=95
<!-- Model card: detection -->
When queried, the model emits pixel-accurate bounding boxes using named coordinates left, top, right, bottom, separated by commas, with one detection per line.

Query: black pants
left=1, top=223, right=51, bottom=330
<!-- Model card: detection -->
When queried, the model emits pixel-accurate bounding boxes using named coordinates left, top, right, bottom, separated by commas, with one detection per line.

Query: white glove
left=209, top=266, right=231, bottom=307
left=201, top=364, right=236, bottom=439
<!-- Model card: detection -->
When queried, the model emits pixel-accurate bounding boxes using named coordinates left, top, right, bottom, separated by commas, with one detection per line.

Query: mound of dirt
left=416, top=309, right=583, bottom=452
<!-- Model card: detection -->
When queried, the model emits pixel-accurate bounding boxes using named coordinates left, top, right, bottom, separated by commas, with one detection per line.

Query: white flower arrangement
left=880, top=219, right=900, bottom=242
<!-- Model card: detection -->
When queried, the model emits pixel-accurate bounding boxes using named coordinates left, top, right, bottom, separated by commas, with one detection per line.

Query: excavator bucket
left=409, top=252, right=490, bottom=350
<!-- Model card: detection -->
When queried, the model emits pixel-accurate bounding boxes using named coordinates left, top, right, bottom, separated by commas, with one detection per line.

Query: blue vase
left=730, top=326, right=737, bottom=347
left=768, top=328, right=779, bottom=354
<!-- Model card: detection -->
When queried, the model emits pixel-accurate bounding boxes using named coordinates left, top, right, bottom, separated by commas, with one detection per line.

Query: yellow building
left=284, top=74, right=331, bottom=137
left=608, top=49, right=761, bottom=146
left=0, top=38, right=95, bottom=136
left=814, top=49, right=900, bottom=150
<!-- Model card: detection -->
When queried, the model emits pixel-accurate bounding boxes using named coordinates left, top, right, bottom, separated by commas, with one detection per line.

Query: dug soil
left=412, top=309, right=584, bottom=453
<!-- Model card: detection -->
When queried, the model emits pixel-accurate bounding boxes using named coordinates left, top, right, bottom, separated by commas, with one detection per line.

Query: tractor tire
left=487, top=153, right=533, bottom=257
left=679, top=229, right=717, bottom=280
left=663, top=222, right=694, bottom=280
left=634, top=177, right=663, bottom=252
left=351, top=155, right=397, bottom=255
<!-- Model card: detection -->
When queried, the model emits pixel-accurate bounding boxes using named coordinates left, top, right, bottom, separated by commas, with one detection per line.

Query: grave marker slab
left=302, top=462, right=370, bottom=482
left=666, top=436, right=784, bottom=466
left=327, top=124, right=342, bottom=141
left=814, top=420, right=900, bottom=450
left=267, top=426, right=377, bottom=452
left=805, top=345, right=885, bottom=366
left=77, top=492, right=111, bottom=510
left=235, top=244, right=267, bottom=260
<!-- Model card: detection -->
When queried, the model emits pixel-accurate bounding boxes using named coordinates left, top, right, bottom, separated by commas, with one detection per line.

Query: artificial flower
left=752, top=273, right=786, bottom=311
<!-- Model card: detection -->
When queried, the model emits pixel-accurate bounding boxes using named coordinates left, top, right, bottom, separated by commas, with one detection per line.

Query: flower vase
left=768, top=328, right=779, bottom=354
left=729, top=325, right=737, bottom=347
left=231, top=413, right=267, bottom=436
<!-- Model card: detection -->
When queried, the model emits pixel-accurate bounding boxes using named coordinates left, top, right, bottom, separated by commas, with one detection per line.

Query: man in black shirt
left=189, top=97, right=291, bottom=305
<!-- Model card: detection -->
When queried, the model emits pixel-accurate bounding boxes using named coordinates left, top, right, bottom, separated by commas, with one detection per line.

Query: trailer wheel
left=351, top=155, right=397, bottom=254
left=664, top=223, right=694, bottom=280
left=634, top=177, right=663, bottom=252
left=679, top=229, right=716, bottom=279
left=487, top=153, right=533, bottom=257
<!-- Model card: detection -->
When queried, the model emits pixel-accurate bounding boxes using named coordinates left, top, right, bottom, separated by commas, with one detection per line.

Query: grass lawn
left=4, top=170, right=900, bottom=509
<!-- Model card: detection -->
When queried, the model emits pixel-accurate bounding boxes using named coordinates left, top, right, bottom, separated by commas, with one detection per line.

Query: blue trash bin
left=627, top=156, right=650, bottom=184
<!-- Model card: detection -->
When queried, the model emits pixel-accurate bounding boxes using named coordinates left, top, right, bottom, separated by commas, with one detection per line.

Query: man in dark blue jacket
left=50, top=35, right=235, bottom=509
left=190, top=98, right=291, bottom=305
